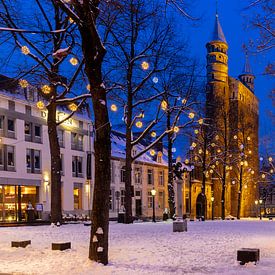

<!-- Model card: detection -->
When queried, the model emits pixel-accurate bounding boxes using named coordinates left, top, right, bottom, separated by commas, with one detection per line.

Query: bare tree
left=0, top=0, right=91, bottom=224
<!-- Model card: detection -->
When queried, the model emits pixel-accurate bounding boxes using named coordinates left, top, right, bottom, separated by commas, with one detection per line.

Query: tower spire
left=211, top=3, right=227, bottom=43
left=242, top=51, right=253, bottom=74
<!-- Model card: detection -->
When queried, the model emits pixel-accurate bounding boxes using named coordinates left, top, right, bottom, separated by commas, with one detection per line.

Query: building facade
left=0, top=75, right=93, bottom=222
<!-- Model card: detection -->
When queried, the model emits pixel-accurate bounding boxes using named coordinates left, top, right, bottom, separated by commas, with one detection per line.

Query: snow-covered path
left=0, top=220, right=275, bottom=274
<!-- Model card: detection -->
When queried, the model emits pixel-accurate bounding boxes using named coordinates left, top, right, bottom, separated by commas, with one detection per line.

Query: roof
left=241, top=54, right=253, bottom=75
left=111, top=130, right=168, bottom=166
left=211, top=14, right=227, bottom=43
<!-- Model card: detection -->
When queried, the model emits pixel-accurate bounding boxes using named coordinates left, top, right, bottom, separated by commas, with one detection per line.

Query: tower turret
left=238, top=54, right=255, bottom=93
left=206, top=13, right=228, bottom=83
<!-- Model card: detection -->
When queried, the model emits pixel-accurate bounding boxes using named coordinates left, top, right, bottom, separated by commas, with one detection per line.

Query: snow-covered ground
left=1, top=220, right=275, bottom=274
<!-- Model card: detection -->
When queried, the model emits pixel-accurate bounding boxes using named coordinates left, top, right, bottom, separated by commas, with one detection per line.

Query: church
left=190, top=13, right=259, bottom=219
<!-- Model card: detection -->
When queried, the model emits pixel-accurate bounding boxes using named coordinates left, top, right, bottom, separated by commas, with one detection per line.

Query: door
left=196, top=193, right=206, bottom=219
left=135, top=199, right=142, bottom=217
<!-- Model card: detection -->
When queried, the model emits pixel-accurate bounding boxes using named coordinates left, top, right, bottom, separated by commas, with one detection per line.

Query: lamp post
left=259, top=199, right=263, bottom=220
left=211, top=196, right=214, bottom=220
left=255, top=200, right=258, bottom=218
left=151, top=188, right=156, bottom=223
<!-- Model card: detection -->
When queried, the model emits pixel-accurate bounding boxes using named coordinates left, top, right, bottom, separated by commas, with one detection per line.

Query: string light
left=19, top=79, right=29, bottom=88
left=70, top=57, right=78, bottom=66
left=173, top=126, right=179, bottom=133
left=136, top=121, right=143, bottom=128
left=141, top=61, right=149, bottom=70
left=152, top=77, right=158, bottom=83
left=247, top=136, right=251, bottom=141
left=21, top=46, right=30, bottom=55
left=86, top=84, right=91, bottom=91
left=268, top=157, right=273, bottom=162
left=261, top=174, right=266, bottom=179
left=191, top=142, right=197, bottom=148
left=150, top=149, right=156, bottom=156
left=110, top=104, right=117, bottom=112
left=161, top=100, right=167, bottom=111
left=182, top=98, right=187, bottom=104
left=251, top=170, right=255, bottom=175
left=211, top=143, right=216, bottom=147
left=210, top=169, right=214, bottom=174
left=194, top=129, right=199, bottom=134
left=248, top=150, right=252, bottom=154
left=188, top=112, right=195, bottom=119
left=198, top=118, right=203, bottom=125
left=215, top=135, right=219, bottom=141
left=151, top=131, right=156, bottom=138
left=233, top=135, right=237, bottom=140
left=41, top=85, right=51, bottom=94
left=172, top=148, right=177, bottom=153
left=184, top=159, right=189, bottom=164
left=36, top=101, right=45, bottom=110
left=69, top=18, right=75, bottom=24
left=198, top=149, right=203, bottom=154
left=68, top=103, right=78, bottom=112
left=244, top=161, right=248, bottom=167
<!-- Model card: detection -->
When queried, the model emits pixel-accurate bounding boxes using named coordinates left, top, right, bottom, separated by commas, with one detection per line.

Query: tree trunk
left=221, top=165, right=226, bottom=220
left=237, top=166, right=243, bottom=219
left=167, top=111, right=175, bottom=218
left=47, top=104, right=62, bottom=224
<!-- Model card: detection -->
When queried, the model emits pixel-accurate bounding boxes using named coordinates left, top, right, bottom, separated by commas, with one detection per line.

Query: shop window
left=147, top=169, right=153, bottom=185
left=73, top=184, right=82, bottom=209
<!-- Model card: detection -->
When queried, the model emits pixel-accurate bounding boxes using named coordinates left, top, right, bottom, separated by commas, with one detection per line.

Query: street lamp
left=259, top=199, right=263, bottom=220
left=211, top=196, right=214, bottom=220
left=151, top=188, right=156, bottom=223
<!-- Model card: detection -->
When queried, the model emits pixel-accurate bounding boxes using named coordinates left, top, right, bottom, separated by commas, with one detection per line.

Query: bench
left=11, top=240, right=31, bottom=248
left=52, top=242, right=71, bottom=251
left=237, top=248, right=260, bottom=265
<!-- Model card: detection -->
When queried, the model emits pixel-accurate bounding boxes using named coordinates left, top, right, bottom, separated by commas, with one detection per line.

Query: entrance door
left=196, top=193, right=206, bottom=219
left=135, top=199, right=142, bottom=217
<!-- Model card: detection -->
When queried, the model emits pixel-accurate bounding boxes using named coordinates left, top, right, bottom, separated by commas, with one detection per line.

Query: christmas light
left=233, top=135, right=237, bottom=140
left=198, top=149, right=202, bottom=154
left=194, top=156, right=198, bottom=161
left=151, top=131, right=156, bottom=138
left=188, top=112, right=195, bottom=119
left=268, top=157, right=273, bottom=162
left=198, top=118, right=203, bottom=125
left=191, top=142, right=197, bottom=148
left=244, top=161, right=248, bottom=167
left=210, top=169, right=214, bottom=174
left=41, top=85, right=51, bottom=94
left=141, top=61, right=149, bottom=70
left=19, top=79, right=29, bottom=88
left=136, top=121, right=143, bottom=128
left=261, top=174, right=266, bottom=179
left=173, top=126, right=179, bottom=133
left=251, top=170, right=255, bottom=175
left=36, top=101, right=45, bottom=110
left=184, top=159, right=189, bottom=164
left=215, top=161, right=219, bottom=165
left=240, top=161, right=244, bottom=166
left=70, top=57, right=78, bottom=66
left=86, top=84, right=91, bottom=91
left=270, top=169, right=274, bottom=174
left=172, top=148, right=177, bottom=153
left=182, top=98, right=187, bottom=104
left=248, top=150, right=252, bottom=154
left=211, top=143, right=216, bottom=147
left=232, top=180, right=236, bottom=185
left=217, top=149, right=221, bottom=153
left=194, top=129, right=199, bottom=134
left=69, top=18, right=75, bottom=24
left=161, top=100, right=167, bottom=111
left=68, top=103, right=78, bottom=112
left=110, top=104, right=117, bottom=112
left=152, top=77, right=158, bottom=83
left=21, top=46, right=30, bottom=55
left=215, top=135, right=219, bottom=141
left=150, top=149, right=156, bottom=156
left=247, top=136, right=251, bottom=141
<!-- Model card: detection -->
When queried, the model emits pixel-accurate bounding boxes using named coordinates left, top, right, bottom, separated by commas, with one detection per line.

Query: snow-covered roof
left=211, top=14, right=227, bottom=44
left=111, top=130, right=168, bottom=166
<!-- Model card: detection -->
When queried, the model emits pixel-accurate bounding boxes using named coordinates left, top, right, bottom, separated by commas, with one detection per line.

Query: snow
left=1, top=220, right=275, bottom=274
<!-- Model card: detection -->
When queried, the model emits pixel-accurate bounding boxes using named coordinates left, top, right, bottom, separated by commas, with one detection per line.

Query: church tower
left=205, top=13, right=231, bottom=219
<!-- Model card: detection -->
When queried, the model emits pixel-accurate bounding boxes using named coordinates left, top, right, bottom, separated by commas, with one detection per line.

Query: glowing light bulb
left=270, top=169, right=274, bottom=174
left=152, top=77, right=158, bottom=83
left=268, top=157, right=273, bottom=162
left=194, top=129, right=199, bottom=135
left=184, top=159, right=189, bottom=164
left=69, top=18, right=75, bottom=24
left=70, top=57, right=78, bottom=66
left=141, top=61, right=149, bottom=70
left=173, top=126, right=179, bottom=133
left=261, top=174, right=266, bottom=179
left=36, top=101, right=45, bottom=110
left=188, top=112, right=195, bottom=119
left=233, top=135, right=237, bottom=140
left=244, top=161, right=248, bottom=167
left=69, top=103, right=78, bottom=112
left=247, top=136, right=251, bottom=141
left=151, top=131, right=156, bottom=138
left=192, top=142, right=197, bottom=148
left=248, top=150, right=252, bottom=154
left=19, top=79, right=29, bottom=88
left=182, top=98, right=187, bottom=104
left=215, top=135, right=219, bottom=141
left=136, top=121, right=143, bottom=128
left=198, top=149, right=203, bottom=154
left=41, top=85, right=51, bottom=94
left=161, top=100, right=167, bottom=111
left=251, top=170, right=255, bottom=175
left=86, top=84, right=91, bottom=91
left=211, top=143, right=216, bottom=147
left=240, top=161, right=244, bottom=166
left=21, top=46, right=30, bottom=55
left=150, top=149, right=155, bottom=156
left=110, top=104, right=117, bottom=112
left=210, top=169, right=214, bottom=174
left=198, top=118, right=203, bottom=125
left=217, top=149, right=221, bottom=153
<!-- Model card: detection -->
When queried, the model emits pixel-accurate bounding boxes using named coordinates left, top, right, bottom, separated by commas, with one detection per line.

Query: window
left=159, top=171, right=164, bottom=186
left=135, top=190, right=141, bottom=197
left=0, top=116, right=3, bottom=129
left=25, top=122, right=31, bottom=136
left=25, top=105, right=31, bottom=115
left=73, top=183, right=82, bottom=209
left=0, top=146, right=3, bottom=166
left=158, top=191, right=164, bottom=209
left=148, top=191, right=153, bottom=208
left=109, top=189, right=114, bottom=210
left=7, top=146, right=15, bottom=167
left=111, top=161, right=115, bottom=183
left=135, top=168, right=141, bottom=184
left=34, top=150, right=41, bottom=170
left=120, top=166, right=126, bottom=183
left=57, top=129, right=64, bottom=147
left=72, top=156, right=83, bottom=177
left=8, top=119, right=15, bottom=132
left=34, top=125, right=41, bottom=137
left=71, top=133, right=83, bottom=150
left=8, top=100, right=15, bottom=111
left=121, top=190, right=125, bottom=206
left=79, top=121, right=83, bottom=129
left=60, top=154, right=64, bottom=175
left=26, top=149, right=41, bottom=173
left=147, top=169, right=153, bottom=185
